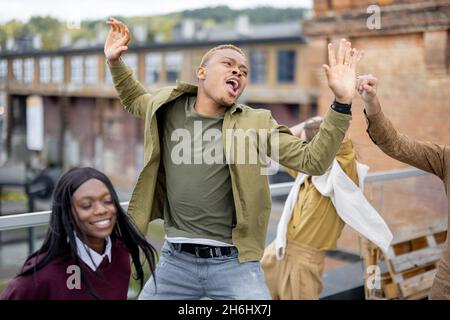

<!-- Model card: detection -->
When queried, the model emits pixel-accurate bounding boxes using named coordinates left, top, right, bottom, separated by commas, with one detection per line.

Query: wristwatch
left=331, top=100, right=352, bottom=115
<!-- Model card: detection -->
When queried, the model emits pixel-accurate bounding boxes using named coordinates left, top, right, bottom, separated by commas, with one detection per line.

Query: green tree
left=26, top=16, right=64, bottom=50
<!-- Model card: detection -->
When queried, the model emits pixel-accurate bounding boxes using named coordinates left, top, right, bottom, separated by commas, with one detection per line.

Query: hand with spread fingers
left=104, top=17, right=131, bottom=65
left=323, top=39, right=364, bottom=105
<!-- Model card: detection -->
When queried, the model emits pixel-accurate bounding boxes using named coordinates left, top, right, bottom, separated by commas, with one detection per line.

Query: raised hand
left=104, top=17, right=131, bottom=65
left=356, top=74, right=381, bottom=116
left=323, top=39, right=364, bottom=104
left=356, top=74, right=378, bottom=102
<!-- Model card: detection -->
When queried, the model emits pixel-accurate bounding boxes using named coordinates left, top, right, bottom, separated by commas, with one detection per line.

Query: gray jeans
left=139, top=241, right=271, bottom=300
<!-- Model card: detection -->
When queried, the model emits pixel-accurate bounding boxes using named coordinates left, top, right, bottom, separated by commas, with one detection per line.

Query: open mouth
left=225, top=78, right=240, bottom=97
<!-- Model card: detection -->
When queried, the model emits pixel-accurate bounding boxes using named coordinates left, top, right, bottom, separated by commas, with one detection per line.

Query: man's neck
left=195, top=91, right=228, bottom=117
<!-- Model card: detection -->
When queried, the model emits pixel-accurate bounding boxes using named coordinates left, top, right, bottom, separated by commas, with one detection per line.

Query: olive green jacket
left=110, top=62, right=351, bottom=262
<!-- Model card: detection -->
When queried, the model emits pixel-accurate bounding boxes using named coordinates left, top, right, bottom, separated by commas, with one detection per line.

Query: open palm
left=323, top=39, right=364, bottom=104
left=104, top=18, right=131, bottom=63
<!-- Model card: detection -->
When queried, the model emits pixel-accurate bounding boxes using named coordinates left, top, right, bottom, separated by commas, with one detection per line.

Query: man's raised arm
left=269, top=39, right=364, bottom=176
left=357, top=74, right=446, bottom=180
left=105, top=18, right=151, bottom=119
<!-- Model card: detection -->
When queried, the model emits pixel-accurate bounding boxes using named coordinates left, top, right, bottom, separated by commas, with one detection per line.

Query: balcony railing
left=1, top=166, right=447, bottom=299
left=0, top=167, right=430, bottom=232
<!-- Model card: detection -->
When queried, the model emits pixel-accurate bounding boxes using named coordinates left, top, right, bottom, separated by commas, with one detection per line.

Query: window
left=0, top=91, right=5, bottom=108
left=277, top=50, right=296, bottom=83
left=84, top=55, right=98, bottom=84
left=165, top=51, right=182, bottom=83
left=105, top=54, right=138, bottom=85
left=0, top=91, right=6, bottom=118
left=52, top=57, right=64, bottom=84
left=123, top=53, right=138, bottom=75
left=71, top=56, right=83, bottom=84
left=249, top=50, right=267, bottom=84
left=13, top=59, right=23, bottom=82
left=104, top=63, right=113, bottom=85
left=23, top=58, right=34, bottom=84
left=39, top=57, right=51, bottom=84
left=0, top=60, right=7, bottom=83
left=145, top=53, right=161, bottom=84
left=104, top=60, right=113, bottom=84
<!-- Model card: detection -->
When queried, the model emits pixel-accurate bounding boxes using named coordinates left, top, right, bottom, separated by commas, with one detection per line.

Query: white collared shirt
left=74, top=234, right=112, bottom=272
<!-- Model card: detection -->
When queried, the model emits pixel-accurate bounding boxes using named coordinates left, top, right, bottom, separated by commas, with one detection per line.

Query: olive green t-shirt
left=161, top=94, right=235, bottom=244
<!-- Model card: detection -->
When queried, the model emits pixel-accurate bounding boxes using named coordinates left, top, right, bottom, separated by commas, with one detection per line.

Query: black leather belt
left=172, top=243, right=234, bottom=258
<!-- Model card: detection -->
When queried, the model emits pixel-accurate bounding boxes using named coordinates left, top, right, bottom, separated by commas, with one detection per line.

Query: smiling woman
left=0, top=167, right=157, bottom=300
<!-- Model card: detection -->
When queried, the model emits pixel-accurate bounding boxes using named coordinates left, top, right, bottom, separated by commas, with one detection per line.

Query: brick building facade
left=303, top=0, right=450, bottom=171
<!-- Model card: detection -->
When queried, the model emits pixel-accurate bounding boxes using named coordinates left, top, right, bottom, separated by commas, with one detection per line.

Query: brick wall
left=306, top=0, right=450, bottom=171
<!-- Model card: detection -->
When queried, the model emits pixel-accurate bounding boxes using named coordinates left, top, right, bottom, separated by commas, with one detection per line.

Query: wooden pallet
left=361, top=220, right=447, bottom=300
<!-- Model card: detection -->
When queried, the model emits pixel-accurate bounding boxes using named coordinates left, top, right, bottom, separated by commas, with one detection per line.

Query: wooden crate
left=361, top=220, right=447, bottom=300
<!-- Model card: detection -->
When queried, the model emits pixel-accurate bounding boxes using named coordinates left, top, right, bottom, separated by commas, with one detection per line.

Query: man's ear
left=197, top=66, right=206, bottom=80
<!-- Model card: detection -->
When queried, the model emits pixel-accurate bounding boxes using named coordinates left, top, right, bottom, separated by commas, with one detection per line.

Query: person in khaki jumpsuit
left=262, top=117, right=359, bottom=300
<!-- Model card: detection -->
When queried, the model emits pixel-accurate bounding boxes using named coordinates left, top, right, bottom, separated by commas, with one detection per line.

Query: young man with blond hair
left=104, top=17, right=363, bottom=299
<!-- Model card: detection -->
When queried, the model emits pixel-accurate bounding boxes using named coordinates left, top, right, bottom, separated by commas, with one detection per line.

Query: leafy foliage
left=0, top=5, right=309, bottom=51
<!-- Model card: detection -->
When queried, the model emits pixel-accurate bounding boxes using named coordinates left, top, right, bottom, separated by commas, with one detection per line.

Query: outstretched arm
left=357, top=75, right=446, bottom=180
left=105, top=18, right=151, bottom=119
left=271, top=39, right=363, bottom=176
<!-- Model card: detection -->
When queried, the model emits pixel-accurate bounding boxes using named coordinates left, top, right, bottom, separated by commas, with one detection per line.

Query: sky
left=0, top=0, right=312, bottom=23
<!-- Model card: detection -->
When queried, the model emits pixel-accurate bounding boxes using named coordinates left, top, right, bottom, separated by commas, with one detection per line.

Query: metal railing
left=0, top=167, right=430, bottom=232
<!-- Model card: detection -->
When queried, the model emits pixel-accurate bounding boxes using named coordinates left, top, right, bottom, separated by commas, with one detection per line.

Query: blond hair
left=199, top=44, right=246, bottom=67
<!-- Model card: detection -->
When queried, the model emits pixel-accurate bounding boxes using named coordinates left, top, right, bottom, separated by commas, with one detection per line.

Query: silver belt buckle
left=195, top=246, right=217, bottom=257
left=194, top=246, right=211, bottom=257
